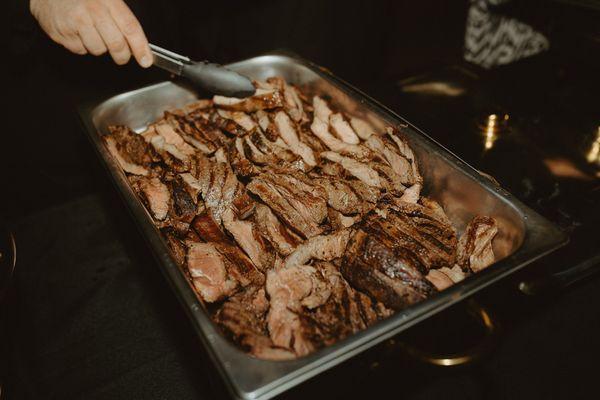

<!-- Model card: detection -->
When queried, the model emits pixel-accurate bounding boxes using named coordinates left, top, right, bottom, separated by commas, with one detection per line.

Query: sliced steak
left=350, top=117, right=376, bottom=140
left=247, top=176, right=324, bottom=239
left=283, top=229, right=352, bottom=269
left=457, top=216, right=498, bottom=273
left=169, top=175, right=197, bottom=224
left=370, top=201, right=458, bottom=271
left=330, top=113, right=360, bottom=144
left=254, top=204, right=302, bottom=256
left=161, top=227, right=187, bottom=267
left=213, top=89, right=284, bottom=112
left=186, top=241, right=239, bottom=302
left=214, top=287, right=295, bottom=360
left=321, top=151, right=382, bottom=188
left=222, top=208, right=275, bottom=272
left=132, top=176, right=171, bottom=221
left=341, top=228, right=436, bottom=311
left=273, top=111, right=317, bottom=167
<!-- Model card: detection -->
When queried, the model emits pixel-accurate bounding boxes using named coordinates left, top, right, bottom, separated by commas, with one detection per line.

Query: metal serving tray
left=78, top=54, right=567, bottom=400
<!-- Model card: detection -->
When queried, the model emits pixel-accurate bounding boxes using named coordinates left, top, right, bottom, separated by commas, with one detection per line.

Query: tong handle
left=149, top=43, right=191, bottom=76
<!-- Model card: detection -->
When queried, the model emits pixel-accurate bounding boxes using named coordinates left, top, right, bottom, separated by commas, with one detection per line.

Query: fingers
left=78, top=23, right=108, bottom=56
left=93, top=7, right=131, bottom=65
left=63, top=35, right=88, bottom=55
left=107, top=0, right=152, bottom=68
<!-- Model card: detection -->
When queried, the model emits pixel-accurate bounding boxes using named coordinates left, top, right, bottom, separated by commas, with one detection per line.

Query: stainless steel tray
left=78, top=54, right=567, bottom=400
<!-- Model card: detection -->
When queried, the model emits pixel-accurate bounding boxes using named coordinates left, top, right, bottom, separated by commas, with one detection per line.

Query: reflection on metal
left=543, top=157, right=593, bottom=180
left=586, top=126, right=600, bottom=165
left=400, top=81, right=465, bottom=97
left=398, top=299, right=497, bottom=367
left=482, top=114, right=500, bottom=150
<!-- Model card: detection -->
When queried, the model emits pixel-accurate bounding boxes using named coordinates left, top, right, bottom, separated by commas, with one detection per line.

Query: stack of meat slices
left=104, top=76, right=499, bottom=359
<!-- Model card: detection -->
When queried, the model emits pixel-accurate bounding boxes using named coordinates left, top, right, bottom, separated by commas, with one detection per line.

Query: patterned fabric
left=464, top=0, right=550, bottom=68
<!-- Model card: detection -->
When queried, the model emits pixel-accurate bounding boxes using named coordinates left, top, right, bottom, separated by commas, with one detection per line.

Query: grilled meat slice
left=386, top=127, right=421, bottom=184
left=229, top=138, right=260, bottom=178
left=131, top=176, right=171, bottom=221
left=222, top=208, right=275, bottom=272
left=266, top=262, right=329, bottom=356
left=372, top=201, right=458, bottom=271
left=365, top=135, right=415, bottom=186
left=186, top=241, right=239, bottom=302
left=457, top=216, right=498, bottom=273
left=350, top=117, right=375, bottom=140
left=321, top=151, right=382, bottom=188
left=169, top=175, right=197, bottom=224
left=105, top=125, right=159, bottom=175
left=310, top=97, right=369, bottom=157
left=214, top=287, right=295, bottom=360
left=274, top=111, right=317, bottom=167
left=247, top=176, right=325, bottom=239
left=164, top=111, right=217, bottom=154
left=426, top=269, right=454, bottom=291
left=161, top=227, right=187, bottom=267
left=254, top=204, right=302, bottom=256
left=330, top=113, right=360, bottom=144
left=283, top=229, right=352, bottom=269
left=328, top=209, right=361, bottom=229
left=213, top=88, right=284, bottom=112
left=311, top=176, right=367, bottom=215
left=341, top=229, right=436, bottom=311
left=217, top=109, right=257, bottom=132
left=105, top=136, right=149, bottom=176
left=399, top=183, right=422, bottom=204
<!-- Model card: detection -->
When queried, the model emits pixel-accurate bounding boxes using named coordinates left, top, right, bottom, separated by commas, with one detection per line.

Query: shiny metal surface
left=78, top=54, right=567, bottom=400
left=149, top=44, right=256, bottom=98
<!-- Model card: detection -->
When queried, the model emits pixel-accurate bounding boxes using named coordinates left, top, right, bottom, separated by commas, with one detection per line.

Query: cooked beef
left=273, top=111, right=317, bottom=167
left=283, top=229, right=352, bottom=269
left=213, top=88, right=284, bottom=112
left=426, top=269, right=454, bottom=291
left=131, top=176, right=171, bottom=221
left=222, top=208, right=275, bottom=271
left=247, top=175, right=325, bottom=239
left=310, top=97, right=370, bottom=157
left=217, top=109, right=257, bottom=132
left=161, top=227, right=187, bottom=267
left=400, top=183, right=422, bottom=204
left=108, top=125, right=158, bottom=165
left=169, top=175, right=196, bottom=223
left=371, top=201, right=458, bottom=271
left=254, top=204, right=302, bottom=256
left=311, top=176, right=367, bottom=215
left=105, top=136, right=149, bottom=176
left=186, top=241, right=239, bottom=302
left=321, top=151, right=382, bottom=188
left=164, top=111, right=217, bottom=154
left=211, top=111, right=248, bottom=137
left=214, top=287, right=295, bottom=360
left=341, top=228, right=436, bottom=311
left=350, top=117, right=376, bottom=140
left=365, top=135, right=415, bottom=185
left=330, top=113, right=360, bottom=144
left=457, top=216, right=498, bottom=273
left=328, top=209, right=361, bottom=229
left=106, top=75, right=501, bottom=361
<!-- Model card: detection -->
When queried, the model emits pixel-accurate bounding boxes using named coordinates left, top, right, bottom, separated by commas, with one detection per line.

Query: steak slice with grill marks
left=247, top=176, right=324, bottom=239
left=214, top=287, right=295, bottom=360
left=457, top=216, right=498, bottom=273
left=341, top=227, right=436, bottom=311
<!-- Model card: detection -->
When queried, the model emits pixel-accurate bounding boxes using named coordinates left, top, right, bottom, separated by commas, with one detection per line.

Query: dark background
left=1, top=1, right=600, bottom=399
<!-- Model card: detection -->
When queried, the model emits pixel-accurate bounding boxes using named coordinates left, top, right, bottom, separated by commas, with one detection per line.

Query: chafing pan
left=78, top=53, right=567, bottom=400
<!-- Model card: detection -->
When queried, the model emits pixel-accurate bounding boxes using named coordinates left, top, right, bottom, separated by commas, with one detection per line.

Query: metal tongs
left=150, top=44, right=256, bottom=98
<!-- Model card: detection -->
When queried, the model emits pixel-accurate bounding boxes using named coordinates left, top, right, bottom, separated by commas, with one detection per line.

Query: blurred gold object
left=586, top=126, right=600, bottom=165
left=398, top=299, right=497, bottom=367
left=481, top=114, right=506, bottom=150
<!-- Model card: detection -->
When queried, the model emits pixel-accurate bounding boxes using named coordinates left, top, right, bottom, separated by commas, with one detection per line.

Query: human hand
left=30, top=0, right=153, bottom=67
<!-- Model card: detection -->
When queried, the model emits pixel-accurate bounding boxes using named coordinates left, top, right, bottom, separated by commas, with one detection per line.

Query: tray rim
left=77, top=52, right=568, bottom=400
